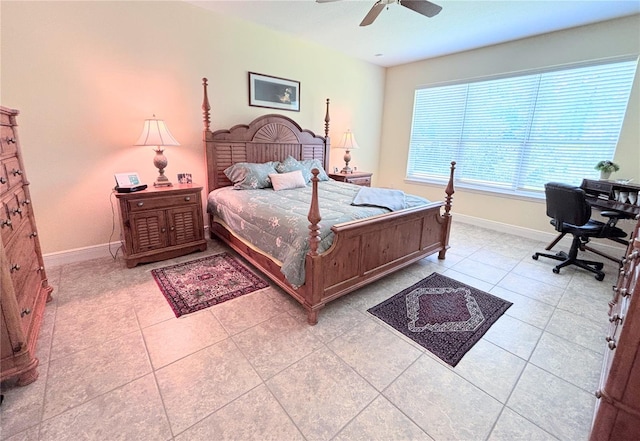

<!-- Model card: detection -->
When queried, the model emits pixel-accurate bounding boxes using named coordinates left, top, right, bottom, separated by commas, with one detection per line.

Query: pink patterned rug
left=152, top=253, right=269, bottom=317
left=368, top=273, right=512, bottom=367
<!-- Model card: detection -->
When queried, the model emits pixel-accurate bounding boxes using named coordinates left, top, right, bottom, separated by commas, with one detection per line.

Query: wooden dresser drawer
left=127, top=192, right=198, bottom=212
left=346, top=176, right=371, bottom=186
left=2, top=156, right=25, bottom=189
left=5, top=221, right=39, bottom=295
left=0, top=124, right=18, bottom=156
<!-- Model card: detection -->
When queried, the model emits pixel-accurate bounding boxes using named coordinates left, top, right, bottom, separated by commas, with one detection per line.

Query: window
left=406, top=58, right=637, bottom=197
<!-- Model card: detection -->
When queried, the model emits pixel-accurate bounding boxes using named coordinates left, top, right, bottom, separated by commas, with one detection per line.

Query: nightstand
left=115, top=184, right=207, bottom=268
left=328, top=171, right=372, bottom=187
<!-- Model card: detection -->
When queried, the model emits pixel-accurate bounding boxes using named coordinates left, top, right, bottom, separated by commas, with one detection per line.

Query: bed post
left=439, top=161, right=456, bottom=259
left=324, top=98, right=330, bottom=138
left=202, top=78, right=211, bottom=132
left=305, top=168, right=323, bottom=325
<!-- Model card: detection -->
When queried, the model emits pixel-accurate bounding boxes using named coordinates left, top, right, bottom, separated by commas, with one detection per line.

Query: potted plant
left=595, top=160, right=620, bottom=180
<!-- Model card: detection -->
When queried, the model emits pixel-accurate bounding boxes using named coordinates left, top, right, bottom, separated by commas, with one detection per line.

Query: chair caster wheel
left=552, top=267, right=560, bottom=274
left=532, top=254, right=539, bottom=260
left=596, top=273, right=605, bottom=281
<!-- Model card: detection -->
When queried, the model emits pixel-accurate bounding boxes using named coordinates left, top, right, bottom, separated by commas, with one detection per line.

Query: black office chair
left=532, top=182, right=627, bottom=281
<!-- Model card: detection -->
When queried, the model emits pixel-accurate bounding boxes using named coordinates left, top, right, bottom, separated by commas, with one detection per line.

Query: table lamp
left=336, top=129, right=359, bottom=174
left=134, top=115, right=180, bottom=187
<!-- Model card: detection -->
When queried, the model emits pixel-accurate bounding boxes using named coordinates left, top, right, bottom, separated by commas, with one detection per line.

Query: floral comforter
left=207, top=181, right=430, bottom=287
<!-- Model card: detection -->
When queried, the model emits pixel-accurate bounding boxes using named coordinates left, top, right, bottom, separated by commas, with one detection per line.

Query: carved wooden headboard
left=202, top=78, right=331, bottom=194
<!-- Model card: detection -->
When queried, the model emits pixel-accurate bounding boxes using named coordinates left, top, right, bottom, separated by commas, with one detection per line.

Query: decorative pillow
left=275, top=156, right=311, bottom=182
left=269, top=170, right=307, bottom=191
left=224, top=161, right=278, bottom=190
left=300, top=158, right=330, bottom=182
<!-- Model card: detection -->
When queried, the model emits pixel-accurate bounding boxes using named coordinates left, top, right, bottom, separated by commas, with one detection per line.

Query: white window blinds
left=407, top=58, right=637, bottom=195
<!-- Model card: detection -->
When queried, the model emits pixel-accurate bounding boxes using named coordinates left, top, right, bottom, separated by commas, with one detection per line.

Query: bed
left=201, top=78, right=455, bottom=325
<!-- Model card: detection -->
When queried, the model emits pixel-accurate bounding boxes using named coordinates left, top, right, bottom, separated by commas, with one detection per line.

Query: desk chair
left=532, top=182, right=627, bottom=281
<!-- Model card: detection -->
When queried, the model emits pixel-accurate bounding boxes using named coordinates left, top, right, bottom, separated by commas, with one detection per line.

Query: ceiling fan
left=316, top=0, right=442, bottom=27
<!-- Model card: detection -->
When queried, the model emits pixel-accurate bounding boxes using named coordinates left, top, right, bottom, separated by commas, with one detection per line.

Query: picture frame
left=248, top=72, right=300, bottom=112
left=177, top=173, right=193, bottom=184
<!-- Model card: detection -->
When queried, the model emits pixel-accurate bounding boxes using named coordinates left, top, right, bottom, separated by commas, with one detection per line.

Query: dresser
left=0, top=106, right=53, bottom=386
left=590, top=215, right=640, bottom=440
left=115, top=185, right=207, bottom=268
left=328, top=171, right=372, bottom=187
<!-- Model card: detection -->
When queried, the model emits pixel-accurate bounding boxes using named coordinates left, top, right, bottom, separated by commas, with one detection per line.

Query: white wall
left=379, top=15, right=640, bottom=233
left=1, top=1, right=385, bottom=255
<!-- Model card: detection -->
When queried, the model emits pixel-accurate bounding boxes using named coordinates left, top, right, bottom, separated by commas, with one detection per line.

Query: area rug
left=151, top=252, right=269, bottom=318
left=368, top=272, right=512, bottom=367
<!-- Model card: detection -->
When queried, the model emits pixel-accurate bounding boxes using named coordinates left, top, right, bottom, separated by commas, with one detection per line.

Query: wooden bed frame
left=202, top=78, right=455, bottom=324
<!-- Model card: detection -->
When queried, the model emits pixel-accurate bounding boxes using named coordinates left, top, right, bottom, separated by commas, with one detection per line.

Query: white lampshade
left=134, top=116, right=180, bottom=187
left=134, top=117, right=180, bottom=147
left=336, top=129, right=359, bottom=150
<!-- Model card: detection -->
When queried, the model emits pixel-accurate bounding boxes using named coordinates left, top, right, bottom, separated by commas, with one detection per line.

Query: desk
left=581, top=179, right=640, bottom=218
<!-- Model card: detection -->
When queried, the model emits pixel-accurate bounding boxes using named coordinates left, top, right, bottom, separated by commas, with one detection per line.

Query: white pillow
left=269, top=170, right=307, bottom=191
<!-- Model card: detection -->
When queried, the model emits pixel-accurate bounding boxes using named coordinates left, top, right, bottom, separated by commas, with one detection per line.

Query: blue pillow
left=224, top=161, right=279, bottom=190
left=276, top=156, right=329, bottom=183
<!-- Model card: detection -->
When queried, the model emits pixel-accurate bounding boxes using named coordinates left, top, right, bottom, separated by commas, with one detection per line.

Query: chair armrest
left=600, top=211, right=624, bottom=219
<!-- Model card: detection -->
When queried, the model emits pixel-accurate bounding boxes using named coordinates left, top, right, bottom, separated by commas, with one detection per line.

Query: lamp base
left=340, top=166, right=353, bottom=174
left=153, top=148, right=172, bottom=187
left=153, top=179, right=173, bottom=188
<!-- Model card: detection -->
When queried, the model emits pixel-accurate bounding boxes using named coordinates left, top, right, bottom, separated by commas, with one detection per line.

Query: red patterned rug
left=368, top=273, right=512, bottom=367
left=152, top=252, right=269, bottom=318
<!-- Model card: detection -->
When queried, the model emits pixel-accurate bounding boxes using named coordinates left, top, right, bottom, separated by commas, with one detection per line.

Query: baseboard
left=43, top=242, right=122, bottom=268
left=453, top=213, right=628, bottom=257
left=43, top=218, right=626, bottom=268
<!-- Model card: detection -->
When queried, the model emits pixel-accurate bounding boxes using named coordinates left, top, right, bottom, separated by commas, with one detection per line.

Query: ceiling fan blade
left=401, top=0, right=442, bottom=18
left=360, top=1, right=385, bottom=27
left=316, top=0, right=342, bottom=3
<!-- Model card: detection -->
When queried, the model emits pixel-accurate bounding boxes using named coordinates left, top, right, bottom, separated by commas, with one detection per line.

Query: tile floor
left=0, top=221, right=622, bottom=441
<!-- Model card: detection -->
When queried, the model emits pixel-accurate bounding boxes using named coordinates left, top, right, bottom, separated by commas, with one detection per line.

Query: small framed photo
left=177, top=173, right=192, bottom=184
left=249, top=72, right=300, bottom=112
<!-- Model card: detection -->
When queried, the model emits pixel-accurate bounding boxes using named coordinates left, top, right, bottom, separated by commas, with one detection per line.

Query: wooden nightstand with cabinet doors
left=115, top=184, right=207, bottom=268
left=328, top=171, right=372, bottom=187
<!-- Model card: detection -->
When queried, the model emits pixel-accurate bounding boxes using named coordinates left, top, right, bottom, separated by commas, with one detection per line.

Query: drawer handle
left=37, top=266, right=44, bottom=273
left=170, top=226, right=175, bottom=231
left=1, top=218, right=12, bottom=228
left=137, top=202, right=144, bottom=207
left=11, top=207, right=22, bottom=215
left=0, top=177, right=6, bottom=184
left=609, top=314, right=623, bottom=324
left=20, top=308, right=31, bottom=317
left=607, top=340, right=617, bottom=350
left=10, top=263, right=21, bottom=272
left=11, top=168, right=23, bottom=176
left=21, top=198, right=31, bottom=206
left=29, top=231, right=38, bottom=238
left=628, top=250, right=639, bottom=260
left=184, top=196, right=191, bottom=201
left=6, top=137, right=16, bottom=144
left=161, top=228, right=166, bottom=233
left=12, top=342, right=23, bottom=353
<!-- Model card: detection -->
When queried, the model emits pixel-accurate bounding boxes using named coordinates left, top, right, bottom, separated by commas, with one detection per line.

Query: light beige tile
left=468, top=248, right=521, bottom=271
left=483, top=314, right=543, bottom=360
left=211, top=289, right=286, bottom=335
left=530, top=332, right=602, bottom=392
left=0, top=369, right=48, bottom=439
left=453, top=339, right=526, bottom=403
left=294, top=300, right=368, bottom=344
left=143, top=310, right=228, bottom=369
left=439, top=269, right=495, bottom=292
left=488, top=407, right=557, bottom=440
left=507, top=364, right=595, bottom=441
left=39, top=374, right=171, bottom=441
left=267, top=347, right=378, bottom=441
left=232, top=312, right=322, bottom=380
left=489, top=285, right=555, bottom=329
left=132, top=280, right=177, bottom=328
left=328, top=318, right=422, bottom=391
left=496, top=272, right=565, bottom=306
left=545, top=308, right=608, bottom=354
left=2, top=424, right=40, bottom=441
left=174, top=385, right=304, bottom=441
left=155, top=338, right=262, bottom=434
left=334, top=395, right=433, bottom=441
left=512, top=259, right=574, bottom=289
left=449, top=258, right=510, bottom=284
left=50, top=302, right=140, bottom=360
left=43, top=330, right=151, bottom=420
left=385, top=355, right=503, bottom=440
left=556, top=285, right=611, bottom=323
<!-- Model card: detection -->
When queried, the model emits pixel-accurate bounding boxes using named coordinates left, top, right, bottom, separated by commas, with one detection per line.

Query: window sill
left=404, top=177, right=546, bottom=203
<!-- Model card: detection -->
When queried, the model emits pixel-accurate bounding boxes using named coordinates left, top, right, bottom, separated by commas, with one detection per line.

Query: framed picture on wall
left=249, top=72, right=300, bottom=112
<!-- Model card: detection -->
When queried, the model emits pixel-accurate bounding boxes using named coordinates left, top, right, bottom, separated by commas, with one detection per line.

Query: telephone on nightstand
left=114, top=172, right=147, bottom=193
